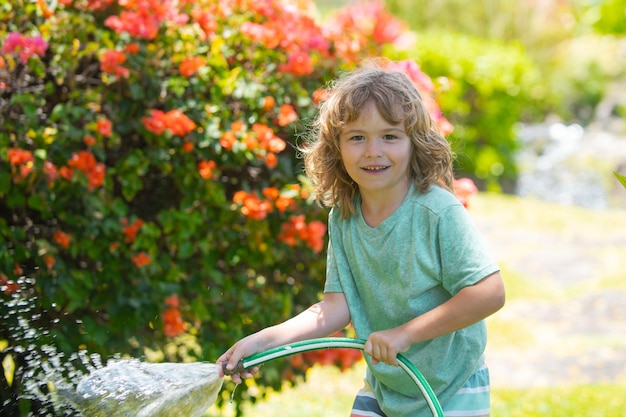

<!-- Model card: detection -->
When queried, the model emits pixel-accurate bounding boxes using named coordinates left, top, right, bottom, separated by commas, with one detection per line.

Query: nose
left=365, top=139, right=382, bottom=158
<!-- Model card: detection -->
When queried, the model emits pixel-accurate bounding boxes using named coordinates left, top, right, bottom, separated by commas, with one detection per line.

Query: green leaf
left=615, top=172, right=626, bottom=189
left=0, top=171, right=10, bottom=195
left=27, top=194, right=45, bottom=211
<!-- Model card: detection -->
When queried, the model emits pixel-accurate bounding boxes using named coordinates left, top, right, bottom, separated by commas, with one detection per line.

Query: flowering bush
left=0, top=0, right=453, bottom=414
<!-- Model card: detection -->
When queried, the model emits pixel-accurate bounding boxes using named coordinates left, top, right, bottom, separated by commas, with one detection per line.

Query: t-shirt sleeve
left=323, top=209, right=344, bottom=293
left=437, top=204, right=500, bottom=295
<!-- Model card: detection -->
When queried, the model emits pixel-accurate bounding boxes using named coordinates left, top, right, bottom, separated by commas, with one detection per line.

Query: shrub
left=388, top=31, right=546, bottom=190
left=0, top=0, right=450, bottom=414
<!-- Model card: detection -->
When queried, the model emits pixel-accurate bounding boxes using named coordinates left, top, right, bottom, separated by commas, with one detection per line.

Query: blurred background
left=322, top=0, right=626, bottom=209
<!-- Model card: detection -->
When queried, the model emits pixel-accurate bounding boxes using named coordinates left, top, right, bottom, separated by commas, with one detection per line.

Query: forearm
left=404, top=272, right=505, bottom=344
left=253, top=292, right=351, bottom=351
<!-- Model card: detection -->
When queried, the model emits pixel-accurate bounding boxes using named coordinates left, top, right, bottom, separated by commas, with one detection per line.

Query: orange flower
left=198, top=160, right=216, bottom=180
left=453, top=178, right=478, bottom=209
left=59, top=166, right=73, bottom=180
left=83, top=135, right=97, bottom=146
left=125, top=43, right=140, bottom=54
left=142, top=109, right=196, bottom=136
left=277, top=104, right=297, bottom=126
left=164, top=294, right=180, bottom=308
left=182, top=141, right=194, bottom=152
left=163, top=110, right=196, bottom=136
left=97, top=118, right=112, bottom=137
left=264, top=152, right=278, bottom=169
left=275, top=195, right=295, bottom=213
left=262, top=187, right=280, bottom=200
left=312, top=88, right=330, bottom=105
left=278, top=216, right=326, bottom=253
left=43, top=160, right=58, bottom=183
left=0, top=274, right=19, bottom=295
left=219, top=131, right=237, bottom=151
left=243, top=134, right=259, bottom=151
left=262, top=96, right=275, bottom=111
left=278, top=51, right=314, bottom=76
left=43, top=255, right=55, bottom=270
left=234, top=191, right=273, bottom=220
left=162, top=307, right=185, bottom=337
left=266, top=136, right=286, bottom=153
left=232, top=190, right=248, bottom=204
left=7, top=148, right=33, bottom=165
left=179, top=56, right=206, bottom=78
left=37, top=0, right=53, bottom=18
left=99, top=50, right=129, bottom=79
left=122, top=218, right=144, bottom=243
left=131, top=251, right=151, bottom=268
left=53, top=231, right=71, bottom=249
left=67, top=150, right=106, bottom=190
left=230, top=120, right=245, bottom=133
left=305, top=220, right=327, bottom=253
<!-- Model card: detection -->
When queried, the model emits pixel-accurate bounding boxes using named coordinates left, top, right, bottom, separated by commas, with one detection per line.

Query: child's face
left=338, top=100, right=412, bottom=199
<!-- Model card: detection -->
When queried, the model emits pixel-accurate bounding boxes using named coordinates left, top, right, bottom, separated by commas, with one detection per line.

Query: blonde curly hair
left=302, top=63, right=454, bottom=218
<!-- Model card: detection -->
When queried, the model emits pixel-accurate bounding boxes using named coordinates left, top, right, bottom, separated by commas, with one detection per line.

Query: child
left=218, top=63, right=505, bottom=417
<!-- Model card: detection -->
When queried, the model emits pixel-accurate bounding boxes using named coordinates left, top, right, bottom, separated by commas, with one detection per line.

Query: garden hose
left=226, top=337, right=444, bottom=417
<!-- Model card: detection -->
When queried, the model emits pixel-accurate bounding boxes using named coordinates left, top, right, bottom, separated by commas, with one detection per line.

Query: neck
left=360, top=183, right=411, bottom=228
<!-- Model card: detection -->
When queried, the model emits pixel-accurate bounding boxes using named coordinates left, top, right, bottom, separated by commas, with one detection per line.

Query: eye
left=383, top=134, right=398, bottom=141
left=349, top=135, right=365, bottom=141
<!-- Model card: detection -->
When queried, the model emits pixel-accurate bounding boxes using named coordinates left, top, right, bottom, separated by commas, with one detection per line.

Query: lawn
left=204, top=192, right=626, bottom=416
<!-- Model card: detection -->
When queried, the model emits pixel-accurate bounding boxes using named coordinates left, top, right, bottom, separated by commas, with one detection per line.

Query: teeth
left=363, top=166, right=387, bottom=171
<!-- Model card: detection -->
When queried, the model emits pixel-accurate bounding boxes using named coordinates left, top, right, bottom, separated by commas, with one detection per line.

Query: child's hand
left=217, top=334, right=263, bottom=384
left=364, top=327, right=411, bottom=366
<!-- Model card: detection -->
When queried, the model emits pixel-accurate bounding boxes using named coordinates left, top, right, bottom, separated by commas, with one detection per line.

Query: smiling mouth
left=361, top=165, right=390, bottom=172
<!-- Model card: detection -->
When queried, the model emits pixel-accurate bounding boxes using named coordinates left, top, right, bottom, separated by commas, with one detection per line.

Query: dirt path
left=469, top=194, right=626, bottom=388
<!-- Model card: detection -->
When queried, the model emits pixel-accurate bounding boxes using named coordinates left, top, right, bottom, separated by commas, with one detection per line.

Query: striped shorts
left=350, top=364, right=490, bottom=417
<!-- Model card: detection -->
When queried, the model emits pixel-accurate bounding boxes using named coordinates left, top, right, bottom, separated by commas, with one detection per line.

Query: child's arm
left=217, top=291, right=351, bottom=383
left=365, top=271, right=505, bottom=366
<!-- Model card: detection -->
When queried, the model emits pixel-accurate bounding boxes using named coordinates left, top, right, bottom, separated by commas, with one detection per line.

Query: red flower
left=278, top=216, right=326, bottom=253
left=198, top=160, right=216, bottom=180
left=312, top=88, right=330, bottom=105
left=67, top=150, right=106, bottom=190
left=131, top=252, right=151, bottom=268
left=0, top=274, right=19, bottom=295
left=277, top=104, right=297, bottom=127
left=99, top=50, right=129, bottom=79
left=264, top=152, right=278, bottom=169
left=162, top=307, right=185, bottom=337
left=125, top=43, right=140, bottom=54
left=182, top=141, right=194, bottom=152
left=1, top=32, right=48, bottom=64
left=164, top=294, right=180, bottom=308
left=97, top=118, right=113, bottom=137
left=43, top=160, right=59, bottom=183
left=7, top=148, right=34, bottom=166
left=43, top=255, right=55, bottom=270
left=233, top=191, right=273, bottom=220
left=142, top=109, right=196, bottom=136
left=142, top=110, right=167, bottom=135
left=219, top=131, right=237, bottom=151
left=262, top=96, right=275, bottom=111
left=278, top=51, right=314, bottom=76
left=179, top=56, right=206, bottom=77
left=453, top=178, right=478, bottom=208
left=53, top=231, right=72, bottom=249
left=122, top=218, right=144, bottom=243
left=83, top=135, right=97, bottom=146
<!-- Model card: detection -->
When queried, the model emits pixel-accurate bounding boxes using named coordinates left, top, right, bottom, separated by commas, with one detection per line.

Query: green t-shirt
left=324, top=185, right=500, bottom=417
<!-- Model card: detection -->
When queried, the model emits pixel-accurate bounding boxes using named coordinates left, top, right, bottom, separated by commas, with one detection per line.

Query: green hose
left=235, top=337, right=444, bottom=417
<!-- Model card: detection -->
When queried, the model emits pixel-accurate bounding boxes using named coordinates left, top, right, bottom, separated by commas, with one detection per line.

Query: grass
left=205, top=361, right=626, bottom=417
left=204, top=193, right=626, bottom=416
